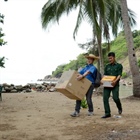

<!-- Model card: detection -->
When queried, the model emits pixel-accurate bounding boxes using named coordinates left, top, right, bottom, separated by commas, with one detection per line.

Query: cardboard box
left=55, top=70, right=92, bottom=100
left=101, top=75, right=116, bottom=87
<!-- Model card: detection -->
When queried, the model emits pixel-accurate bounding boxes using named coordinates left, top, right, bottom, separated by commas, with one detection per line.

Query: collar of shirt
left=86, top=64, right=93, bottom=67
left=109, top=62, right=117, bottom=66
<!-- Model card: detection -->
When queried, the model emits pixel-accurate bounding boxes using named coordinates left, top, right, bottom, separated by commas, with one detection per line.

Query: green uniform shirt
left=104, top=62, right=123, bottom=85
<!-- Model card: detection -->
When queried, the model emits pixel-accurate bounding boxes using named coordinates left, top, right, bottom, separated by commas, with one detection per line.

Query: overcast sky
left=0, top=0, right=140, bottom=85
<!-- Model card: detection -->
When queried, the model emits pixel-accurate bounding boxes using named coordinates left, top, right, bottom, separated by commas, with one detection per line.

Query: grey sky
left=0, top=0, right=140, bottom=84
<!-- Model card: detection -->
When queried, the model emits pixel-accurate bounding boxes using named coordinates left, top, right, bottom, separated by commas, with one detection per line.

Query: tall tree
left=41, top=0, right=136, bottom=74
left=120, top=0, right=140, bottom=97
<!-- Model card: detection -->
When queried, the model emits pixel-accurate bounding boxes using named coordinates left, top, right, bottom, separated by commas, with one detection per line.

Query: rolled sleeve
left=89, top=66, right=96, bottom=74
left=118, top=64, right=123, bottom=76
left=79, top=68, right=85, bottom=75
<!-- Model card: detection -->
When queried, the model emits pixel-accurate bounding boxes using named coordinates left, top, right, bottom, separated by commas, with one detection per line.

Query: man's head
left=85, top=54, right=99, bottom=64
left=108, top=52, right=116, bottom=64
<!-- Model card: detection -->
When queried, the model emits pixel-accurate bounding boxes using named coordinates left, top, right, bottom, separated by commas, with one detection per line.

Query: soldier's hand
left=111, top=81, right=116, bottom=86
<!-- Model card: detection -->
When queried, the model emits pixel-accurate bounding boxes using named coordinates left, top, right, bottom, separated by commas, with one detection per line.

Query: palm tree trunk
left=97, top=17, right=104, bottom=75
left=120, top=0, right=140, bottom=97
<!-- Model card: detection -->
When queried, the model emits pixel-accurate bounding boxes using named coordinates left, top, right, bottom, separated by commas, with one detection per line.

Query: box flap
left=102, top=75, right=116, bottom=81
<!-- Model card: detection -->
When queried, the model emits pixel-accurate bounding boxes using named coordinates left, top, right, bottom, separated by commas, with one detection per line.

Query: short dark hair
left=108, top=52, right=115, bottom=57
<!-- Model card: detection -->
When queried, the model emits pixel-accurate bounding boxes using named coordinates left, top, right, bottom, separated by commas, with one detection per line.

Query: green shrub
left=81, top=98, right=88, bottom=108
left=122, top=71, right=127, bottom=79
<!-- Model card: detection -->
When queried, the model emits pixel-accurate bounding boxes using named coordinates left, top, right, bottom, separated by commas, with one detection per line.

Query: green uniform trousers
left=103, top=85, right=122, bottom=115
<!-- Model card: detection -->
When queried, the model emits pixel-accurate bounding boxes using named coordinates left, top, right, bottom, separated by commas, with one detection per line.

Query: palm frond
left=0, top=14, right=4, bottom=24
left=0, top=57, right=5, bottom=68
left=89, top=0, right=100, bottom=36
left=56, top=0, right=66, bottom=23
left=73, top=0, right=84, bottom=39
left=41, top=1, right=58, bottom=29
left=65, top=0, right=79, bottom=14
left=128, top=8, right=137, bottom=27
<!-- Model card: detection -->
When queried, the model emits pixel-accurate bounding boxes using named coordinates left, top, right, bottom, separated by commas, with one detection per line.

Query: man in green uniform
left=101, top=52, right=123, bottom=118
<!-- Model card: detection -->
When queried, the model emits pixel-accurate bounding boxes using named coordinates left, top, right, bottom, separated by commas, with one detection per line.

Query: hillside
left=110, top=30, right=140, bottom=74
left=118, top=49, right=140, bottom=72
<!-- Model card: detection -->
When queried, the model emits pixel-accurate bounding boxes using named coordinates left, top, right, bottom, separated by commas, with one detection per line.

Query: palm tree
left=120, top=0, right=140, bottom=97
left=41, top=0, right=136, bottom=74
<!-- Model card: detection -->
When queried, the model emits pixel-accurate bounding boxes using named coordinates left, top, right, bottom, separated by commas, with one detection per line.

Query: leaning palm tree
left=41, top=0, right=110, bottom=74
left=120, top=0, right=140, bottom=97
left=41, top=0, right=136, bottom=74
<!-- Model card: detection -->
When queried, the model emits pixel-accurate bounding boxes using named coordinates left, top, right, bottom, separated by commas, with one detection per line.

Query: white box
left=102, top=75, right=116, bottom=87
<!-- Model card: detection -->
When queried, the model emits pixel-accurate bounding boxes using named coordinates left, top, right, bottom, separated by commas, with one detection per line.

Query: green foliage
left=52, top=54, right=87, bottom=77
left=76, top=54, right=87, bottom=67
left=0, top=57, right=5, bottom=68
left=0, top=13, right=6, bottom=68
left=132, top=30, right=140, bottom=49
left=132, top=30, right=140, bottom=38
left=63, top=60, right=78, bottom=71
left=0, top=14, right=7, bottom=46
left=109, top=30, right=140, bottom=61
left=81, top=98, right=88, bottom=108
left=117, top=30, right=125, bottom=37
left=0, top=13, right=4, bottom=24
left=122, top=71, right=127, bottom=79
left=111, top=32, right=127, bottom=60
left=52, top=64, right=66, bottom=78
left=41, top=0, right=136, bottom=42
left=133, top=36, right=140, bottom=49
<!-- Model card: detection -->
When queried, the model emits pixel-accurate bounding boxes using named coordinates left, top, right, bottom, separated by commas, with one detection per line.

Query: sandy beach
left=0, top=91, right=140, bottom=140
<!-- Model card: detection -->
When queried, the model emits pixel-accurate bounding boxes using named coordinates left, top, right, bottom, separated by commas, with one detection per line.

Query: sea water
left=0, top=78, right=58, bottom=86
